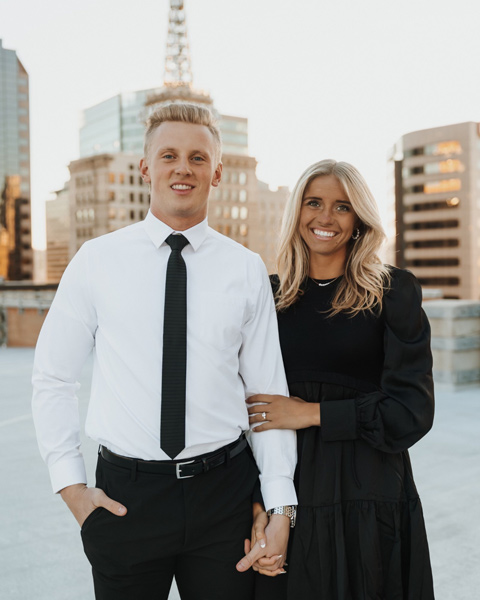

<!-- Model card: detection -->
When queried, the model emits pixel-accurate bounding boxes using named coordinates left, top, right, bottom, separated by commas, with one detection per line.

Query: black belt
left=100, top=435, right=247, bottom=479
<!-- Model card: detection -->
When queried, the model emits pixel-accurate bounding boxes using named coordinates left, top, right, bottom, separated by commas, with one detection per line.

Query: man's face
left=140, top=121, right=222, bottom=230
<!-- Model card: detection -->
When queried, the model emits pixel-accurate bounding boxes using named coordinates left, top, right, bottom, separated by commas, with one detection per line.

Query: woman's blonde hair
left=276, top=159, right=390, bottom=315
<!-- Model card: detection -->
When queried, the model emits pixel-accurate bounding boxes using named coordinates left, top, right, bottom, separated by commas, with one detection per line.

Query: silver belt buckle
left=176, top=459, right=195, bottom=479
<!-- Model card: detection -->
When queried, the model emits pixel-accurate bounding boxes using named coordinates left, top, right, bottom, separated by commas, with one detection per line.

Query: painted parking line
left=0, top=414, right=32, bottom=427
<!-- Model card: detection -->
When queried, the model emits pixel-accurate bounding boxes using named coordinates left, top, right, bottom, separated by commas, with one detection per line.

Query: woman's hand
left=247, top=394, right=320, bottom=432
left=237, top=504, right=288, bottom=577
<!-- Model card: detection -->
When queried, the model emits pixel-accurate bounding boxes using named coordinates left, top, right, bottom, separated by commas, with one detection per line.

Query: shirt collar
left=143, top=210, right=208, bottom=252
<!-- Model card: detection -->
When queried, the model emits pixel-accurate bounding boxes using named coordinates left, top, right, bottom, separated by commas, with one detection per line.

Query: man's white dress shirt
left=32, top=211, right=297, bottom=510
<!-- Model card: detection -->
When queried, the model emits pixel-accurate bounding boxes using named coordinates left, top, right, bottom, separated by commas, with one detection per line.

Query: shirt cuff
left=49, top=456, right=88, bottom=494
left=321, top=399, right=358, bottom=442
left=259, top=475, right=298, bottom=512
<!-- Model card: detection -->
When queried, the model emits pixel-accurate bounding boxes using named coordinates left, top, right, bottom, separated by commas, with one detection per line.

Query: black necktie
left=161, top=233, right=189, bottom=458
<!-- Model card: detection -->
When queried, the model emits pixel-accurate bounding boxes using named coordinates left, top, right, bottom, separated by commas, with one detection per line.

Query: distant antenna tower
left=164, top=0, right=193, bottom=87
left=145, top=0, right=213, bottom=111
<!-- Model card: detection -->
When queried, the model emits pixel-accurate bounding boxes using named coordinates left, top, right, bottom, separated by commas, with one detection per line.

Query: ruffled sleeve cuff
left=321, top=398, right=358, bottom=441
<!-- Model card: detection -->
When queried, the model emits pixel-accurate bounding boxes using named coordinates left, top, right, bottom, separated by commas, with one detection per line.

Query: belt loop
left=224, top=446, right=231, bottom=469
left=131, top=459, right=138, bottom=482
left=98, top=445, right=102, bottom=456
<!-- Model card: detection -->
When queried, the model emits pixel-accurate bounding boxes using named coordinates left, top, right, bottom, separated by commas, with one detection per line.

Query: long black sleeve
left=321, top=268, right=434, bottom=453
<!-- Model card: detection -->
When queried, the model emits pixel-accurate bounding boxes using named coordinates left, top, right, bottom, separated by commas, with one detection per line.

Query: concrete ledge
left=431, top=337, right=480, bottom=351
left=433, top=368, right=480, bottom=384
left=424, top=300, right=480, bottom=319
left=424, top=299, right=480, bottom=390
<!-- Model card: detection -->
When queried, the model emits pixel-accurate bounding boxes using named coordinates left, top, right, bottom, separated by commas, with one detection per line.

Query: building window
left=425, top=141, right=462, bottom=156
left=108, top=208, right=116, bottom=219
left=130, top=175, right=135, bottom=185
left=139, top=176, right=144, bottom=186
left=224, top=224, right=231, bottom=236
left=406, top=258, right=459, bottom=267
left=108, top=173, right=115, bottom=183
left=424, top=179, right=461, bottom=195
left=109, top=191, right=115, bottom=201
left=408, top=197, right=460, bottom=212
left=405, top=238, right=459, bottom=249
left=231, top=206, right=239, bottom=219
left=239, top=172, right=247, bottom=185
left=425, top=160, right=465, bottom=175
left=130, top=210, right=135, bottom=220
left=231, top=172, right=238, bottom=184
left=240, top=207, right=248, bottom=220
left=405, top=219, right=459, bottom=231
left=130, top=193, right=135, bottom=203
left=239, top=190, right=247, bottom=203
left=404, top=179, right=461, bottom=195
left=240, top=224, right=248, bottom=236
left=223, top=207, right=231, bottom=219
left=119, top=174, right=125, bottom=184
left=403, top=160, right=465, bottom=177
left=404, top=141, right=462, bottom=158
left=417, top=277, right=460, bottom=286
left=139, top=193, right=144, bottom=203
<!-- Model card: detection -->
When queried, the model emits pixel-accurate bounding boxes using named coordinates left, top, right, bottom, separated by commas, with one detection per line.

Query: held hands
left=60, top=483, right=127, bottom=527
left=247, top=394, right=320, bottom=432
left=236, top=504, right=290, bottom=577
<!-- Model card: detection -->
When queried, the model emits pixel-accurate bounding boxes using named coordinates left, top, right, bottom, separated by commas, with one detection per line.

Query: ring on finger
left=261, top=411, right=267, bottom=420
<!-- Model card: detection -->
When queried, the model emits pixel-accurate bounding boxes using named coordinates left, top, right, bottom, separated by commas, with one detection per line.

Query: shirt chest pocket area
left=190, top=292, right=246, bottom=351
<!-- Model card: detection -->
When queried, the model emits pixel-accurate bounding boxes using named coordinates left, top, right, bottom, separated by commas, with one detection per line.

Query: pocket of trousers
left=81, top=506, right=104, bottom=533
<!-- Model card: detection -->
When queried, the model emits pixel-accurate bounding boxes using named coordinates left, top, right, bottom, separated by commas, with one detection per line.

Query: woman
left=248, top=160, right=435, bottom=599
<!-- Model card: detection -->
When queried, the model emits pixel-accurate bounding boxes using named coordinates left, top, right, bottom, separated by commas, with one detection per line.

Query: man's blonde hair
left=144, top=102, right=222, bottom=162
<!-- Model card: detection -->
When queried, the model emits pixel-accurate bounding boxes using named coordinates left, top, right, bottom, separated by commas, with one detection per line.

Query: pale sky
left=2, top=0, right=480, bottom=249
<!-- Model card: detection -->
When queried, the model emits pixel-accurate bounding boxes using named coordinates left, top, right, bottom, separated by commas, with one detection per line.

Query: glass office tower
left=0, top=39, right=32, bottom=280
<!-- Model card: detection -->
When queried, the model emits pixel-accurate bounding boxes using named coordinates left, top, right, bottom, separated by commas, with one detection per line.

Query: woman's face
left=299, top=174, right=358, bottom=266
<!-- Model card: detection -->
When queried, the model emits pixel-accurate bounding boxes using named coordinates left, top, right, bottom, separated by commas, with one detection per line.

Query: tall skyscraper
left=50, top=0, right=287, bottom=279
left=79, top=89, right=154, bottom=158
left=0, top=40, right=32, bottom=280
left=391, top=121, right=480, bottom=300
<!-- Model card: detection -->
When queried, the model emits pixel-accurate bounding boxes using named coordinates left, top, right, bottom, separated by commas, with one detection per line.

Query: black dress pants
left=81, top=447, right=258, bottom=600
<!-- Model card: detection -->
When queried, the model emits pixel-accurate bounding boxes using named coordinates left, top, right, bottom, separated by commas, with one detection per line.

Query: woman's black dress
left=271, top=267, right=435, bottom=600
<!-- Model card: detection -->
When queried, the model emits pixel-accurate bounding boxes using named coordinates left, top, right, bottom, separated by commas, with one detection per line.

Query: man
left=32, top=102, right=296, bottom=600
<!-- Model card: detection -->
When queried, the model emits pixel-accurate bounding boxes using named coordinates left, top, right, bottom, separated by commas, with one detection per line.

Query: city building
left=52, top=0, right=287, bottom=278
left=45, top=185, right=70, bottom=282
left=79, top=89, right=154, bottom=158
left=391, top=121, right=480, bottom=300
left=67, top=153, right=148, bottom=257
left=0, top=40, right=32, bottom=280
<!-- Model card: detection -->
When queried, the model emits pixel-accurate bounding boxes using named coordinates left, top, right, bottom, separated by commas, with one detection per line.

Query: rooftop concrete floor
left=1, top=347, right=479, bottom=599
